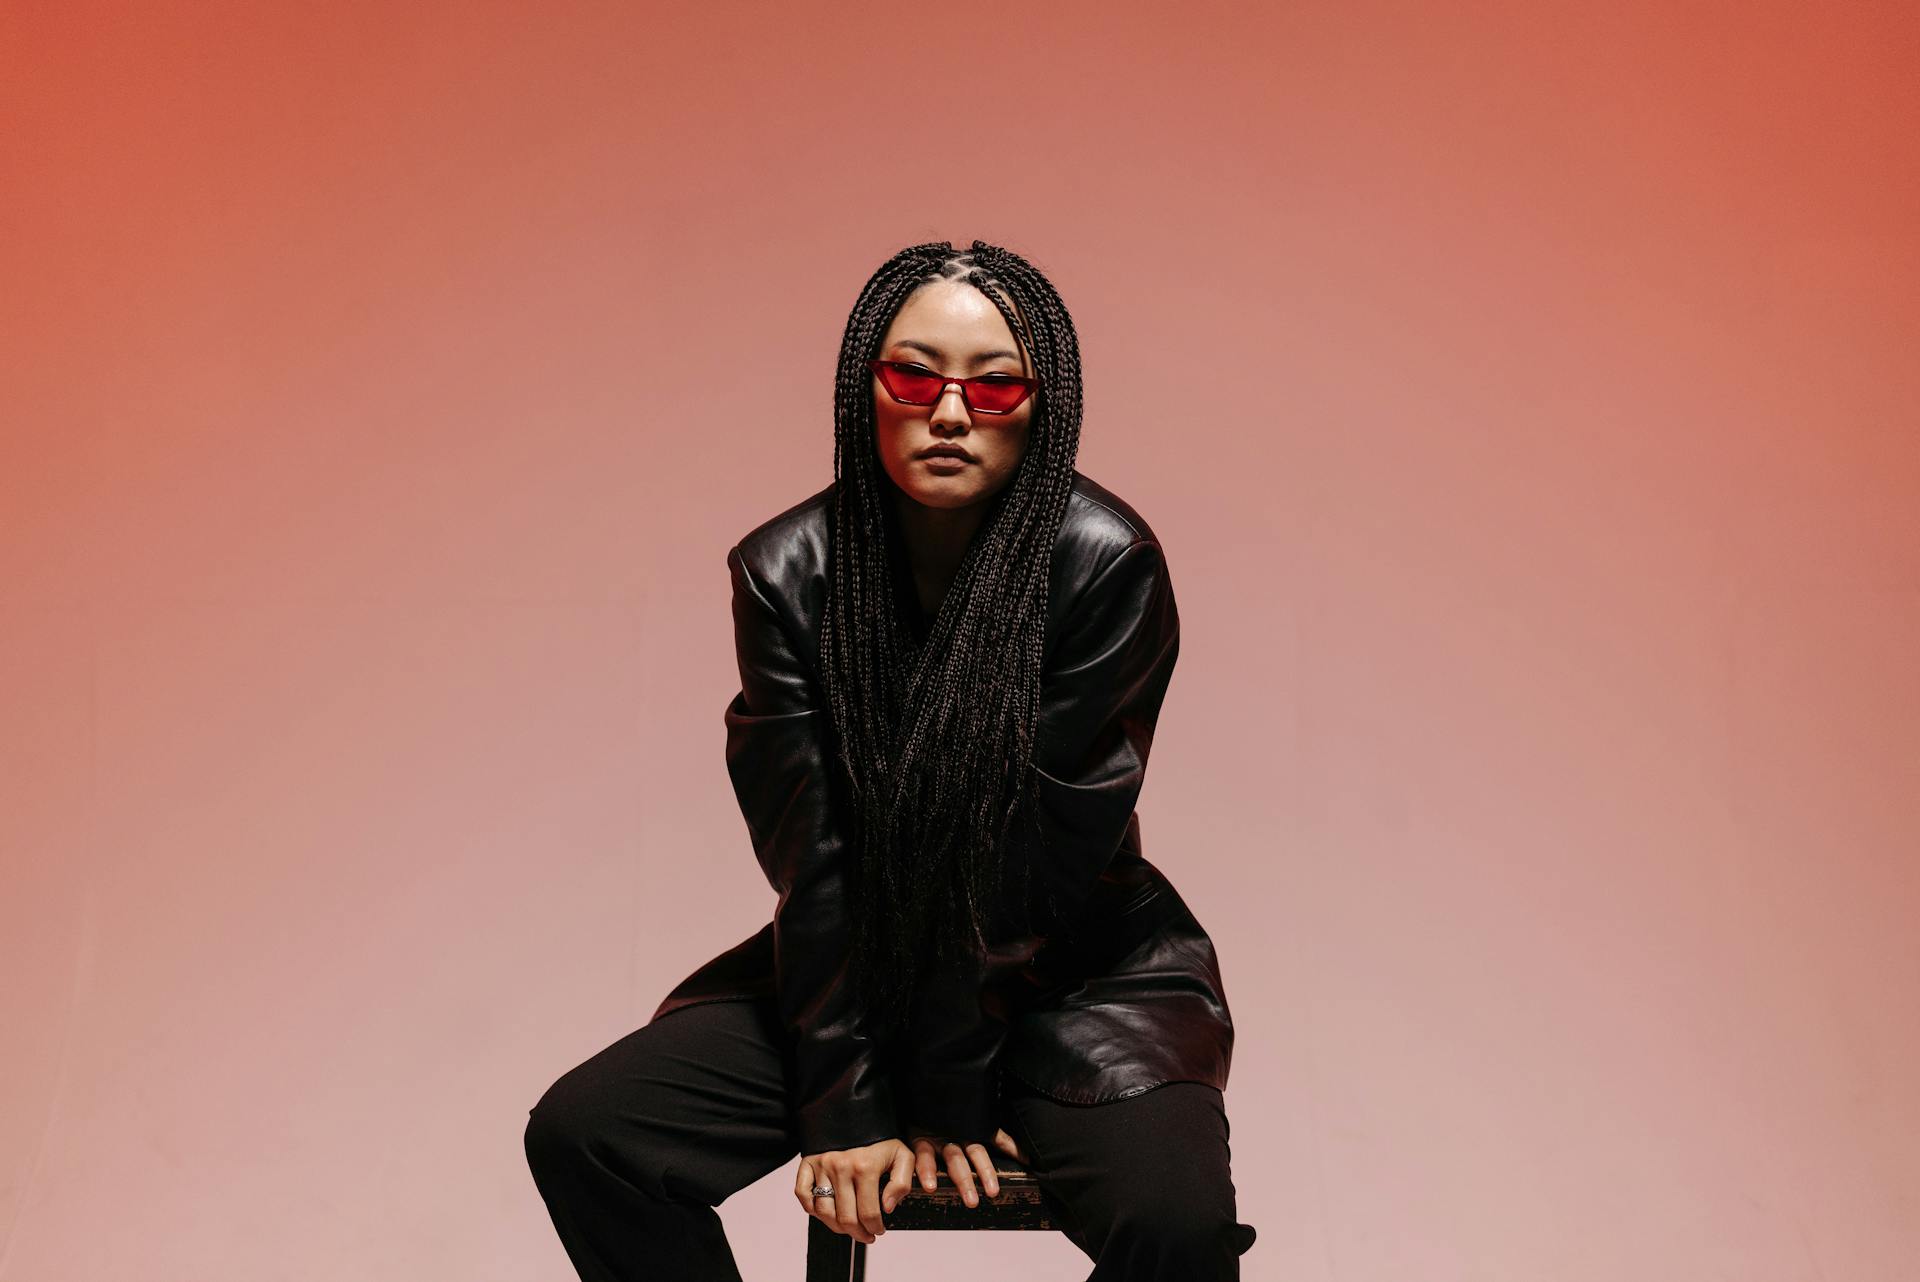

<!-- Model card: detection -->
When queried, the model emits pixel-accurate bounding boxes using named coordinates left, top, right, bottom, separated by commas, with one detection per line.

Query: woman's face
left=872, top=279, right=1035, bottom=512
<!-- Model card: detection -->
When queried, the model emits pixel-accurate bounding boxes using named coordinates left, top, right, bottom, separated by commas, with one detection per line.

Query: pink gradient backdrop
left=3, top=2, right=1916, bottom=1278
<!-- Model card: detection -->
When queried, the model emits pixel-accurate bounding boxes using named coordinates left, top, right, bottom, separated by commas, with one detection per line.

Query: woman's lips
left=919, top=453, right=971, bottom=467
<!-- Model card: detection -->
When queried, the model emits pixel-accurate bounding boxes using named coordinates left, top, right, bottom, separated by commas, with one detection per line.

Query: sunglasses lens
left=883, top=367, right=946, bottom=404
left=967, top=380, right=1030, bottom=413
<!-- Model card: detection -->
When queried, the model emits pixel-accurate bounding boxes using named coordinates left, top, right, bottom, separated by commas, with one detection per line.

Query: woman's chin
left=895, top=473, right=991, bottom=510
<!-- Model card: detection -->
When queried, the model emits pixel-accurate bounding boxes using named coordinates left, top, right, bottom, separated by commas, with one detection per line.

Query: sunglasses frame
left=866, top=359, right=1040, bottom=416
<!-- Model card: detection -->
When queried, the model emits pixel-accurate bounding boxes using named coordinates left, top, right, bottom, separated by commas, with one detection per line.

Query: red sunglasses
left=867, top=359, right=1039, bottom=416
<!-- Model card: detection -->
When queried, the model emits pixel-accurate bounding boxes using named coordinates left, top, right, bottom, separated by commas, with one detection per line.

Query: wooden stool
left=804, top=1152, right=1060, bottom=1281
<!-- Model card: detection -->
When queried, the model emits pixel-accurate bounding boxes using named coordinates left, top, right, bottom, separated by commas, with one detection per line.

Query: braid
left=819, top=240, right=1085, bottom=1037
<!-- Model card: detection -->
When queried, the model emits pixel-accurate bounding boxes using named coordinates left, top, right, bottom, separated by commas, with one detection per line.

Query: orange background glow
left=3, top=2, right=1916, bottom=1278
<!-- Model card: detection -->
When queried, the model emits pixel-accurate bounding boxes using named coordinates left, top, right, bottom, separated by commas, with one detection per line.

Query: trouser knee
left=523, top=1069, right=641, bottom=1190
left=523, top=1077, right=589, bottom=1179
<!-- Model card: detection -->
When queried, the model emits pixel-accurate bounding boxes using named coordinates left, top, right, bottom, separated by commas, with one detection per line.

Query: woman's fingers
left=794, top=1157, right=815, bottom=1213
left=829, top=1166, right=872, bottom=1244
left=829, top=1165, right=874, bottom=1244
left=942, top=1142, right=979, bottom=1207
left=904, top=1131, right=1022, bottom=1206
left=913, top=1136, right=939, bottom=1192
left=882, top=1145, right=915, bottom=1215
left=966, top=1142, right=1001, bottom=1199
left=847, top=1159, right=886, bottom=1242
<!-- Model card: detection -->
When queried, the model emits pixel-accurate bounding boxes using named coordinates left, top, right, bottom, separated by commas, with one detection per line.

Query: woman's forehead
left=884, top=284, right=1029, bottom=363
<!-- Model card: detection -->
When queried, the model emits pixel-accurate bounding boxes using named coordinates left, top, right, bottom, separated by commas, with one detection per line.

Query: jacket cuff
left=794, top=1073, right=901, bottom=1157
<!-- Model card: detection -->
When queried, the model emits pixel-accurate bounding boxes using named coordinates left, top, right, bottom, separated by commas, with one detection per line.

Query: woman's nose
left=929, top=382, right=972, bottom=425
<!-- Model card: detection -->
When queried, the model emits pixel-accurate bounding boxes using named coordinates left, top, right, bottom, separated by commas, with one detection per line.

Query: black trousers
left=523, top=995, right=1256, bottom=1281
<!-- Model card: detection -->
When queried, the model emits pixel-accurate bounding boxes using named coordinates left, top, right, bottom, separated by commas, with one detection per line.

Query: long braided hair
left=819, top=240, right=1085, bottom=1039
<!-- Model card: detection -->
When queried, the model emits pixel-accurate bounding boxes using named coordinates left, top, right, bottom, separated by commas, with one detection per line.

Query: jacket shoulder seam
left=735, top=485, right=833, bottom=557
left=1069, top=488, right=1148, bottom=544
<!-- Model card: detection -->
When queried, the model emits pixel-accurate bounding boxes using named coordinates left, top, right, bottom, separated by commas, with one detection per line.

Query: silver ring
left=811, top=1184, right=834, bottom=1198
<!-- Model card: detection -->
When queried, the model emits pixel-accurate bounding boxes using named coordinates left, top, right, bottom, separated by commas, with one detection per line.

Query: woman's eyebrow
left=890, top=339, right=1022, bottom=365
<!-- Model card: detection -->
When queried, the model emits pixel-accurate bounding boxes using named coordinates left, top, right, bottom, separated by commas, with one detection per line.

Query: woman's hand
left=793, top=1138, right=915, bottom=1245
left=908, top=1127, right=1032, bottom=1208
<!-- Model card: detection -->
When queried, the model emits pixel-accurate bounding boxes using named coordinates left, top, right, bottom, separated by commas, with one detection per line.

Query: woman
left=524, top=240, right=1254, bottom=1280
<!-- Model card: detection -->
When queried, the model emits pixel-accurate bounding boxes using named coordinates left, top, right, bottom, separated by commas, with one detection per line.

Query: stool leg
left=804, top=1217, right=867, bottom=1281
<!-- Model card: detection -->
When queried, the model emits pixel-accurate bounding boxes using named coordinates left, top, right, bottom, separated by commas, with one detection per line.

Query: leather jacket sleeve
left=899, top=536, right=1180, bottom=1141
left=722, top=543, right=899, bottom=1156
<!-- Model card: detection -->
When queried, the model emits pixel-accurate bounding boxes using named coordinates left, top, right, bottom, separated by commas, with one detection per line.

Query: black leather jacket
left=648, top=470, right=1234, bottom=1157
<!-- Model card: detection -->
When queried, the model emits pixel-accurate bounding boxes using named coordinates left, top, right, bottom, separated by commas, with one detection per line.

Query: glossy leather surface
left=647, top=470, right=1234, bottom=1156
